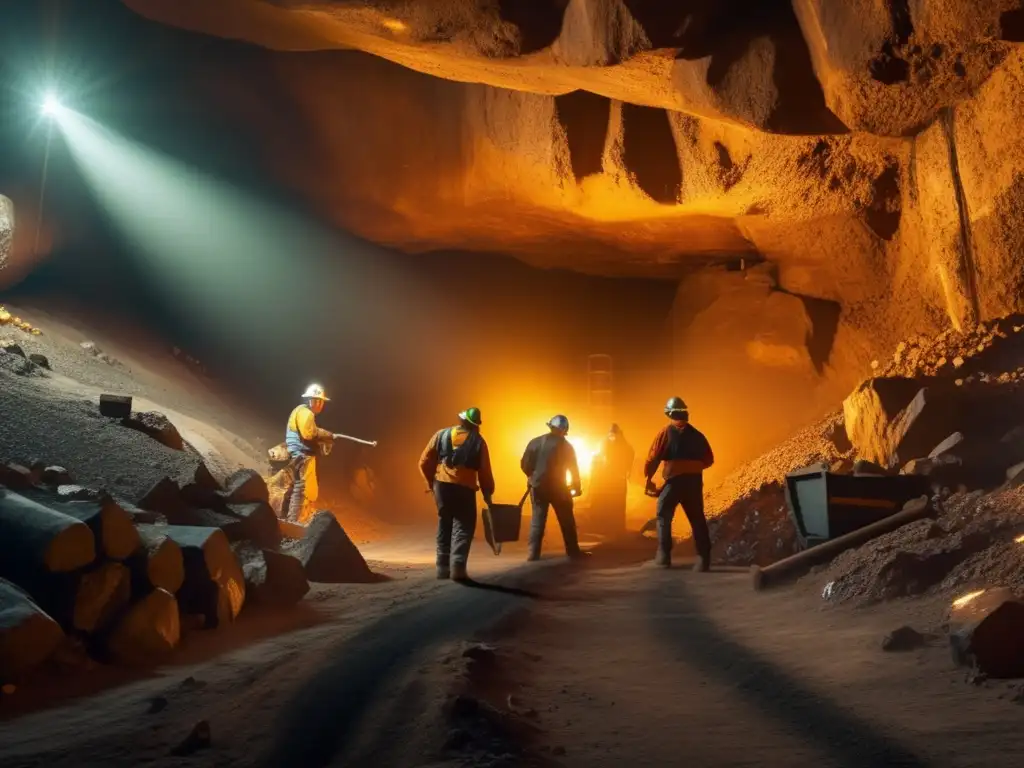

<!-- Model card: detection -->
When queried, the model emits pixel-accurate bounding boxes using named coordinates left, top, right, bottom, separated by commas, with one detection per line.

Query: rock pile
left=871, top=315, right=1024, bottom=382
left=707, top=315, right=1024, bottom=567
left=814, top=486, right=1024, bottom=606
left=0, top=461, right=374, bottom=687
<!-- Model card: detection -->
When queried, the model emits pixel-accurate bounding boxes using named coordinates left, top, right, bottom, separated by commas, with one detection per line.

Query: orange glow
left=1016, top=535, right=1024, bottom=544
left=952, top=590, right=986, bottom=609
left=381, top=18, right=408, bottom=33
left=566, top=435, right=600, bottom=491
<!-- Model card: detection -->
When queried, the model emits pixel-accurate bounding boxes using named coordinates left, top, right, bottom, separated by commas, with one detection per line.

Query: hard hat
left=302, top=383, right=330, bottom=401
left=459, top=407, right=482, bottom=426
left=547, top=414, right=570, bottom=433
left=610, top=423, right=621, bottom=434
left=664, top=396, right=687, bottom=415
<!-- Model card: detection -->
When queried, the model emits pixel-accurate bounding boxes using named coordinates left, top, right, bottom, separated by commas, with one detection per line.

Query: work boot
left=451, top=562, right=469, bottom=582
left=692, top=556, right=710, bottom=573
left=436, top=566, right=450, bottom=580
left=653, top=549, right=671, bottom=568
left=567, top=549, right=590, bottom=561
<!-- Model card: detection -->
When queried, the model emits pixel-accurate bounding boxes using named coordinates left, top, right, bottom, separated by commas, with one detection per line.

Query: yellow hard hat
left=302, top=383, right=330, bottom=401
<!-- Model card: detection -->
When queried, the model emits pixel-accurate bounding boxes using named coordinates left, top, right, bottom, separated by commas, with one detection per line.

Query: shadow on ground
left=645, top=578, right=929, bottom=767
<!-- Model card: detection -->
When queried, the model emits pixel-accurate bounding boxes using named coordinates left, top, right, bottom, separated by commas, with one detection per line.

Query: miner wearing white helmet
left=643, top=396, right=715, bottom=571
left=520, top=414, right=586, bottom=562
left=283, top=383, right=335, bottom=522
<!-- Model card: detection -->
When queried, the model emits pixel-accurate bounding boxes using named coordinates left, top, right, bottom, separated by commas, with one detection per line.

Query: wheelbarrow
left=482, top=488, right=530, bottom=555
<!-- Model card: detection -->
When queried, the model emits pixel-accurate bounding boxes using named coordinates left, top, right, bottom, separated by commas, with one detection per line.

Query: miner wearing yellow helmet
left=283, top=383, right=335, bottom=522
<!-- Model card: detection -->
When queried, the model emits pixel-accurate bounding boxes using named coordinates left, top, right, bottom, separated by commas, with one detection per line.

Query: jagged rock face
left=120, top=1, right=1024, bottom=426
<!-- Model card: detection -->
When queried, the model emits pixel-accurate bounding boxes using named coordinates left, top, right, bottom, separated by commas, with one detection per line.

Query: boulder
left=843, top=377, right=925, bottom=466
left=25, top=561, right=132, bottom=635
left=137, top=476, right=187, bottom=518
left=223, top=502, right=280, bottom=548
left=0, top=491, right=96, bottom=580
left=949, top=588, right=1024, bottom=679
left=168, top=508, right=248, bottom=541
left=283, top=511, right=375, bottom=584
left=0, top=462, right=37, bottom=490
left=176, top=461, right=222, bottom=508
left=232, top=542, right=309, bottom=607
left=51, top=498, right=141, bottom=561
left=41, top=466, right=72, bottom=485
left=0, top=579, right=64, bottom=683
left=56, top=484, right=102, bottom=502
left=219, top=469, right=269, bottom=505
left=129, top=526, right=185, bottom=595
left=98, top=393, right=132, bottom=419
left=881, top=625, right=927, bottom=652
left=888, top=388, right=962, bottom=469
left=105, top=588, right=180, bottom=666
left=157, top=526, right=245, bottom=628
left=121, top=411, right=185, bottom=451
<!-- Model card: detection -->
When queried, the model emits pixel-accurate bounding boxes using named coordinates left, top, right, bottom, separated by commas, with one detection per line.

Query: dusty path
left=481, top=563, right=1024, bottom=768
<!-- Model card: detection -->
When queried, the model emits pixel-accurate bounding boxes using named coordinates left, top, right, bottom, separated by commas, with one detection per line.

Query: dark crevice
left=870, top=42, right=910, bottom=84
left=940, top=106, right=981, bottom=323
left=554, top=90, right=611, bottom=182
left=714, top=142, right=747, bottom=191
left=889, top=0, right=914, bottom=45
left=496, top=0, right=568, bottom=54
left=798, top=295, right=842, bottom=374
left=865, top=163, right=902, bottom=241
left=638, top=0, right=845, bottom=135
left=1000, top=8, right=1024, bottom=41
left=621, top=104, right=682, bottom=204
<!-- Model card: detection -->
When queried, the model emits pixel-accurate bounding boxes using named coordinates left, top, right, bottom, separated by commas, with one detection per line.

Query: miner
left=521, top=415, right=586, bottom=561
left=643, top=397, right=715, bottom=570
left=418, top=407, right=495, bottom=582
left=283, top=383, right=336, bottom=523
left=590, top=423, right=635, bottom=535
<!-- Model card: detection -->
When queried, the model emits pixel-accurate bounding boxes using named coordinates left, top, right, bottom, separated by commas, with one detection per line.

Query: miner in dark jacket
left=643, top=397, right=715, bottom=571
left=521, top=415, right=585, bottom=561
left=419, top=407, right=495, bottom=582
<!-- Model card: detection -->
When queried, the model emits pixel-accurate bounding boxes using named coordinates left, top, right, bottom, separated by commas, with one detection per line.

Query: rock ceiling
left=120, top=1, right=1024, bottom=374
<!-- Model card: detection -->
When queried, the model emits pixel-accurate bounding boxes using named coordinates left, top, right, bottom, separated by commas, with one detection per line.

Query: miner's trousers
left=434, top=480, right=477, bottom=568
left=656, top=474, right=710, bottom=562
left=528, top=488, right=581, bottom=557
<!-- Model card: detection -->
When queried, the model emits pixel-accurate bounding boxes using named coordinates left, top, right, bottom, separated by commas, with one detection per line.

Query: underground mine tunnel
left=6, top=1, right=1024, bottom=766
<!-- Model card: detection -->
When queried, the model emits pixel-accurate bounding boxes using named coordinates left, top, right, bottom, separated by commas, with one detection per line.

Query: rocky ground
left=6, top=302, right=1024, bottom=766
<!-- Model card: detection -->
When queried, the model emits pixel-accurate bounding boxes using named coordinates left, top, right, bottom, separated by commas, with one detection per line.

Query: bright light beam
left=49, top=108, right=433, bottom=383
left=41, top=93, right=63, bottom=117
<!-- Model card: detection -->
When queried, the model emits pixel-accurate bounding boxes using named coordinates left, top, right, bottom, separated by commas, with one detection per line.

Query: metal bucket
left=482, top=489, right=529, bottom=555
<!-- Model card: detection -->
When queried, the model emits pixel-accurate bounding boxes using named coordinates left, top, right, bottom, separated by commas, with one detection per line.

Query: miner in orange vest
left=643, top=397, right=714, bottom=571
left=419, top=407, right=495, bottom=582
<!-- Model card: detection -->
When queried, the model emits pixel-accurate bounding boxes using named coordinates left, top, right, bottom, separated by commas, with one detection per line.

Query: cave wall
left=24, top=1, right=1020, bottom=464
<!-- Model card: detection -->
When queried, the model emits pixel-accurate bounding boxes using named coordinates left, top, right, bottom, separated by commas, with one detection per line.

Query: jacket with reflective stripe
left=643, top=421, right=714, bottom=481
left=419, top=426, right=495, bottom=496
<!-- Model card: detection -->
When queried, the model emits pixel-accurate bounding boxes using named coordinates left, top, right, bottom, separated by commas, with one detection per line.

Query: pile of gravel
left=0, top=368, right=202, bottom=502
left=811, top=486, right=1024, bottom=605
left=872, top=314, right=1024, bottom=381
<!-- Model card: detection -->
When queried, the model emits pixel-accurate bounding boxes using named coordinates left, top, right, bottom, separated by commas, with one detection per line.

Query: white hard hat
left=302, top=383, right=330, bottom=401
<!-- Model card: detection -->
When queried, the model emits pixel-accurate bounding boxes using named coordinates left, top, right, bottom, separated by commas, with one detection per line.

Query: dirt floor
left=4, top=541, right=1022, bottom=768
left=4, top=300, right=1024, bottom=767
